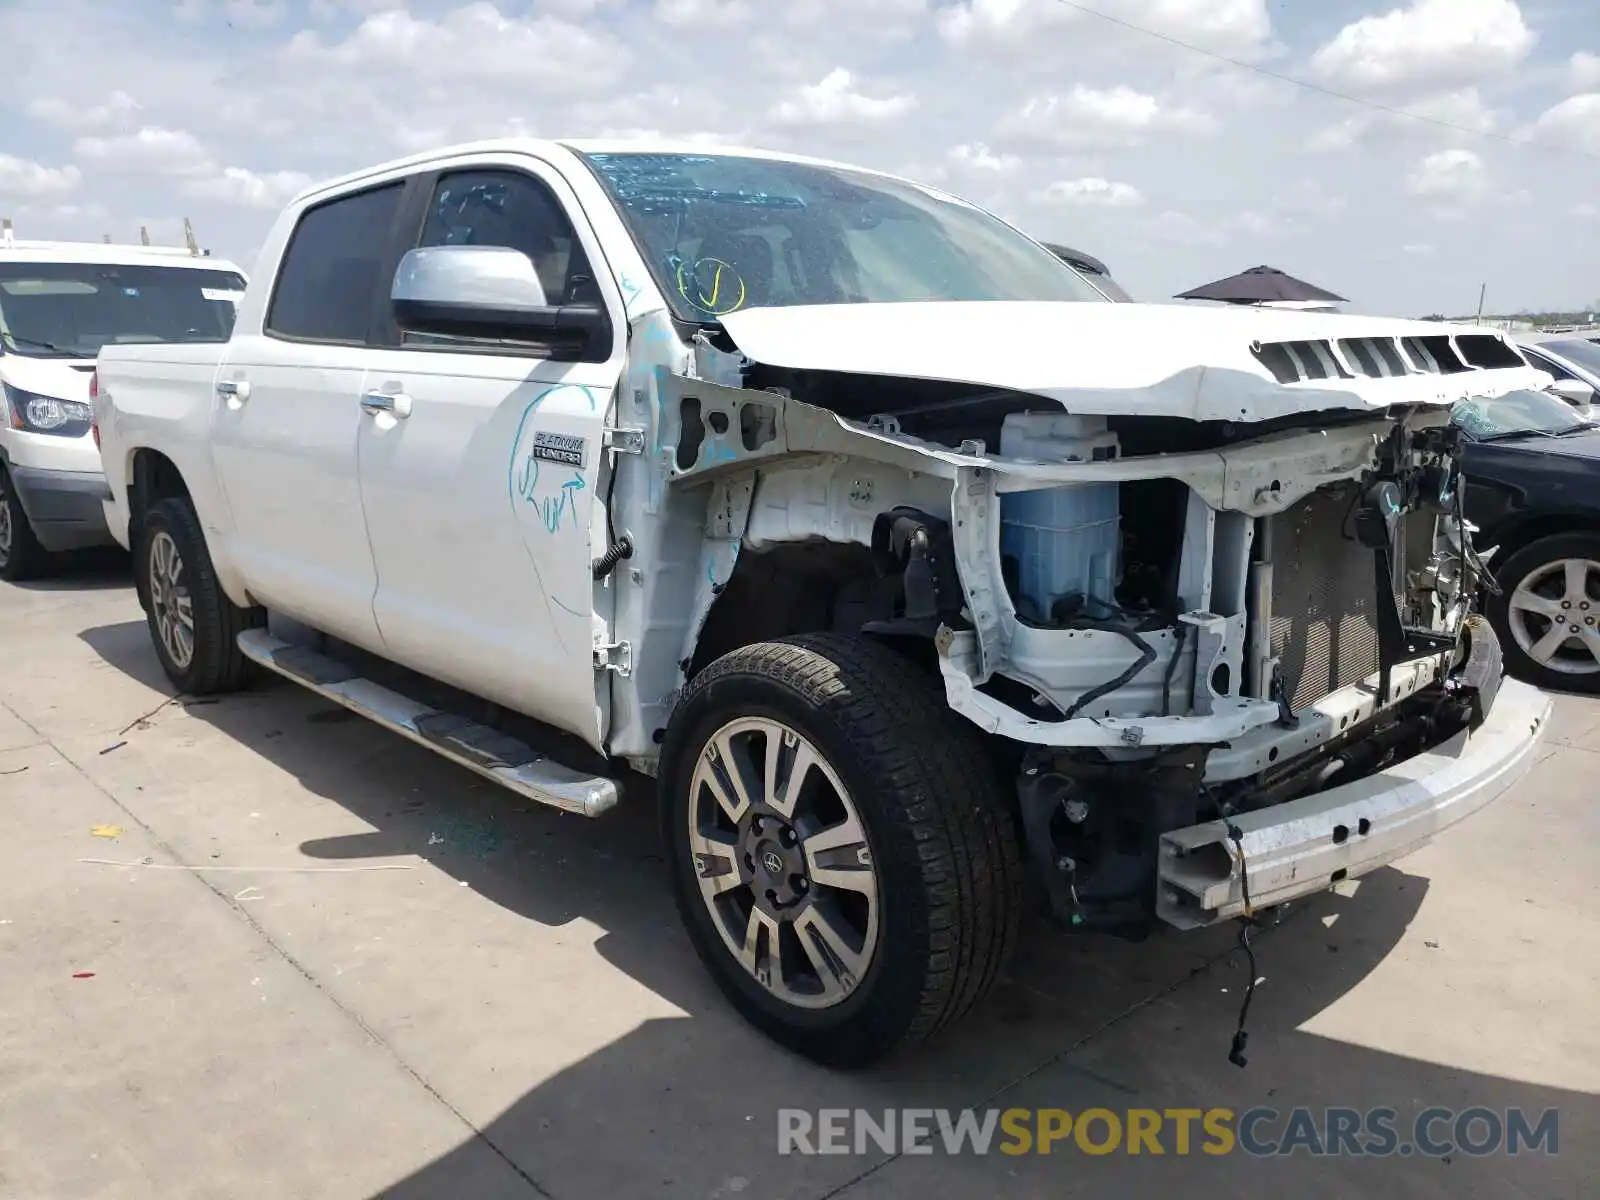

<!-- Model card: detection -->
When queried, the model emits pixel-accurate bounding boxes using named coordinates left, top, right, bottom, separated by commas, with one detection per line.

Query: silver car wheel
left=1506, top=556, right=1600, bottom=675
left=686, top=715, right=880, bottom=1010
left=147, top=530, right=196, bottom=670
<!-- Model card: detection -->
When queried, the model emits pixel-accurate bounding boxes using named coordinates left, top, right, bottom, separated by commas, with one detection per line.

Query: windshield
left=0, top=262, right=245, bottom=359
left=1453, top=388, right=1595, bottom=440
left=580, top=152, right=1105, bottom=321
left=1538, top=338, right=1600, bottom=374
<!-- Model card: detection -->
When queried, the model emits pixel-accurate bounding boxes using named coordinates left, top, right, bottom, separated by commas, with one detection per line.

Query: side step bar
left=236, top=630, right=620, bottom=818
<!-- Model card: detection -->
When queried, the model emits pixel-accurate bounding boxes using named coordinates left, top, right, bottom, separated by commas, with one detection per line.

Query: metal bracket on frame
left=603, top=427, right=647, bottom=455
left=594, top=640, right=633, bottom=677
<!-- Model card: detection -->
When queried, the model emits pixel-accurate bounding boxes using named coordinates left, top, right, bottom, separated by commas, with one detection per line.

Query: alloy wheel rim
left=686, top=716, right=880, bottom=1010
left=148, top=530, right=196, bottom=670
left=1506, top=557, right=1600, bottom=675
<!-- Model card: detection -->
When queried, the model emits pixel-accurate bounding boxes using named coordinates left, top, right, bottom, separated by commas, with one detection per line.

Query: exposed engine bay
left=618, top=306, right=1538, bottom=939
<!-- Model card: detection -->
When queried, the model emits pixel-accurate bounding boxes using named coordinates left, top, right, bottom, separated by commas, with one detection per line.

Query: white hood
left=718, top=301, right=1548, bottom=423
left=0, top=352, right=93, bottom=402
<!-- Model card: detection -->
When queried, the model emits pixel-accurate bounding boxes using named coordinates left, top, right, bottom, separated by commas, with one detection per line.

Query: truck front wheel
left=0, top=465, right=52, bottom=582
left=137, top=497, right=264, bottom=695
left=660, top=633, right=1022, bottom=1067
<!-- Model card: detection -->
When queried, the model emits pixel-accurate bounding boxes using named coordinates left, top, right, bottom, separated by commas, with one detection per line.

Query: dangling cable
left=1225, top=821, right=1259, bottom=1068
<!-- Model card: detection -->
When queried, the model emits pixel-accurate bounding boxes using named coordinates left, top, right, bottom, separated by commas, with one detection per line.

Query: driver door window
left=415, top=170, right=599, bottom=310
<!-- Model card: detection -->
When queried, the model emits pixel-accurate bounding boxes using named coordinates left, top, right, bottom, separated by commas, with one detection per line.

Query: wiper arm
left=3, top=334, right=70, bottom=353
left=1472, top=429, right=1541, bottom=442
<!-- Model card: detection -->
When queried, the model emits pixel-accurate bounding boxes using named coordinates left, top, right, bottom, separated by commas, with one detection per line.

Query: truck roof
left=287, top=137, right=929, bottom=211
left=0, top=239, right=243, bottom=272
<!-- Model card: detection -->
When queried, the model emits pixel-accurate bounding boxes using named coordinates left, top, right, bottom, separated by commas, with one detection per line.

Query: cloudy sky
left=1, top=0, right=1596, bottom=316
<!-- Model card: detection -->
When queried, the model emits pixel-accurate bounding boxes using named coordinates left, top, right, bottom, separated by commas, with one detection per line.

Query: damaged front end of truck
left=643, top=300, right=1553, bottom=940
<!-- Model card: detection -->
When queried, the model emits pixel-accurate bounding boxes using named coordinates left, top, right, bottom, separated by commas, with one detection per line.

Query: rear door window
left=266, top=183, right=405, bottom=344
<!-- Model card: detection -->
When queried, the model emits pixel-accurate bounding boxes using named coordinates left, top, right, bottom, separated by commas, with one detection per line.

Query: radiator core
left=1267, top=483, right=1386, bottom=712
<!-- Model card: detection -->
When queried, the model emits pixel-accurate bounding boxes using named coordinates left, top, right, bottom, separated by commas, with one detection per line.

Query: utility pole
left=182, top=217, right=198, bottom=256
left=1475, top=282, right=1487, bottom=325
left=139, top=226, right=151, bottom=246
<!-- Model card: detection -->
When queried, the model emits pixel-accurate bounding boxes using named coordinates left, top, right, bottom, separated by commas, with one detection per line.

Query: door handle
left=361, top=390, right=412, bottom=418
left=216, top=379, right=249, bottom=401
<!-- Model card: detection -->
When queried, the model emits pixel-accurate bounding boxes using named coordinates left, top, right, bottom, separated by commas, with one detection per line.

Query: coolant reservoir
left=998, top=413, right=1121, bottom=622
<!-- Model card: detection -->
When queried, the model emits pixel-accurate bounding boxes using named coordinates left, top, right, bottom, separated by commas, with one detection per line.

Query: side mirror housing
left=1549, top=378, right=1598, bottom=408
left=390, top=245, right=609, bottom=357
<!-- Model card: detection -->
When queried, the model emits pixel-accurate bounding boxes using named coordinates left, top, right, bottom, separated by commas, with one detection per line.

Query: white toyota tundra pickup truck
left=93, top=139, right=1552, bottom=1067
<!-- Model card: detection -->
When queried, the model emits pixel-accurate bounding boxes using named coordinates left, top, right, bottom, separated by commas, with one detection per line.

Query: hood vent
left=1338, top=337, right=1409, bottom=377
left=1254, top=329, right=1524, bottom=385
left=1251, top=339, right=1351, bottom=384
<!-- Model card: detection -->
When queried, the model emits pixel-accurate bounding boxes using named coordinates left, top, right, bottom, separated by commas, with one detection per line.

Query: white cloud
left=306, top=0, right=394, bottom=15
left=1523, top=94, right=1600, bottom=157
left=27, top=91, right=141, bottom=134
left=1404, top=147, right=1489, bottom=199
left=73, top=126, right=213, bottom=175
left=284, top=4, right=625, bottom=93
left=783, top=0, right=927, bottom=30
left=1403, top=243, right=1436, bottom=256
left=1310, top=0, right=1535, bottom=95
left=1308, top=88, right=1498, bottom=151
left=1574, top=202, right=1599, bottom=220
left=181, top=166, right=313, bottom=209
left=949, top=142, right=1021, bottom=173
left=1569, top=51, right=1600, bottom=93
left=771, top=69, right=915, bottom=125
left=997, top=85, right=1215, bottom=151
left=0, top=154, right=82, bottom=198
left=939, top=0, right=1273, bottom=61
left=1527, top=93, right=1600, bottom=154
left=1042, top=177, right=1145, bottom=207
left=654, top=0, right=750, bottom=24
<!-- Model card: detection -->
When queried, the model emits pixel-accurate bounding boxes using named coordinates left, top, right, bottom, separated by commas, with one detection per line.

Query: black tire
left=137, top=497, right=265, bottom=694
left=1486, top=531, right=1600, bottom=694
left=0, top=465, right=55, bottom=583
left=659, top=633, right=1022, bottom=1068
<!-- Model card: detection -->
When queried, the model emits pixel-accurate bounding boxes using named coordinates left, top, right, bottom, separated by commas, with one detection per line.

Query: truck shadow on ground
left=15, top=546, right=131, bottom=592
left=79, top=619, right=1598, bottom=1200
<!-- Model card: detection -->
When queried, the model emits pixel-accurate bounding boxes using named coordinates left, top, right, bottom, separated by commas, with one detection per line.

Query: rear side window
left=266, top=183, right=404, bottom=344
left=1524, top=348, right=1577, bottom=381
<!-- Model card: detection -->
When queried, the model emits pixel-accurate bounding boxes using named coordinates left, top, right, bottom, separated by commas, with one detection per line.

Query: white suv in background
left=0, top=229, right=245, bottom=580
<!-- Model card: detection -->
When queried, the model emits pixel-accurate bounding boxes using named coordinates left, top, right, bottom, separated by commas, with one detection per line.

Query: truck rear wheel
left=660, top=633, right=1022, bottom=1067
left=137, top=497, right=264, bottom=695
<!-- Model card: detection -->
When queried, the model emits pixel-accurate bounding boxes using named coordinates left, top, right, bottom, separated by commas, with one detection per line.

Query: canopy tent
left=1175, top=265, right=1347, bottom=307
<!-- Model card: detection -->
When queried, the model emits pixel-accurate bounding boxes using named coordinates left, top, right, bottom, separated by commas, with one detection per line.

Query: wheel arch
left=684, top=537, right=945, bottom=685
left=1481, top=510, right=1600, bottom=580
left=679, top=460, right=960, bottom=687
left=126, top=446, right=254, bottom=611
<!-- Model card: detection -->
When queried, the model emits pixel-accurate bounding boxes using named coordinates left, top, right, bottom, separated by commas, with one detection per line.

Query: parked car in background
left=1515, top=333, right=1600, bottom=416
left=94, top=139, right=1549, bottom=1067
left=1456, top=387, right=1600, bottom=692
left=0, top=231, right=246, bottom=580
left=1042, top=243, right=1133, bottom=301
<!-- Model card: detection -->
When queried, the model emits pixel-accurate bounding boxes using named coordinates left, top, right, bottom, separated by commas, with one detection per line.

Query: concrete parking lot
left=1, top=556, right=1596, bottom=1199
